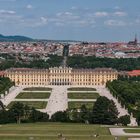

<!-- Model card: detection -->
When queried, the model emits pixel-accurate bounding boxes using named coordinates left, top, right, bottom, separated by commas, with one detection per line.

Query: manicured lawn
left=68, top=101, right=94, bottom=109
left=23, top=87, right=52, bottom=91
left=68, top=92, right=100, bottom=99
left=7, top=101, right=47, bottom=109
left=124, top=129, right=140, bottom=133
left=67, top=87, right=96, bottom=91
left=16, top=92, right=51, bottom=99
left=0, top=123, right=135, bottom=140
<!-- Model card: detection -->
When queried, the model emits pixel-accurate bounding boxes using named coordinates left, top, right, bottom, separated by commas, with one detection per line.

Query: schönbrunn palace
left=4, top=67, right=118, bottom=86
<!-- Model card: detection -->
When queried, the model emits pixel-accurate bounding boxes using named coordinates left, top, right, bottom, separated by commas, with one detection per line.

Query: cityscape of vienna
left=1, top=0, right=140, bottom=140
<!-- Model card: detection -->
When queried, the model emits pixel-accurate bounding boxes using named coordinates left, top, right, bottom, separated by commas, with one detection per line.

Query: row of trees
left=0, top=55, right=63, bottom=70
left=67, top=56, right=140, bottom=70
left=0, top=97, right=130, bottom=126
left=106, top=78, right=140, bottom=124
left=0, top=77, right=14, bottom=95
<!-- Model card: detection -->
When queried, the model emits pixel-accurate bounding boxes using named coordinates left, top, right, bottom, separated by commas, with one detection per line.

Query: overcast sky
left=0, top=0, right=140, bottom=42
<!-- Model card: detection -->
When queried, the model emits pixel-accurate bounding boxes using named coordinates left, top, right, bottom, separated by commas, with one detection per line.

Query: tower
left=134, top=34, right=138, bottom=45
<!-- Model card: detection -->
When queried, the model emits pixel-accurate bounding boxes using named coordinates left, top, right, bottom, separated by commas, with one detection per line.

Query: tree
left=92, top=96, right=118, bottom=125
left=68, top=109, right=81, bottom=123
left=0, top=101, right=5, bottom=110
left=51, top=111, right=69, bottom=122
left=0, top=110, right=8, bottom=124
left=29, top=108, right=49, bottom=122
left=79, top=105, right=90, bottom=123
left=9, top=102, right=25, bottom=124
left=118, top=115, right=130, bottom=126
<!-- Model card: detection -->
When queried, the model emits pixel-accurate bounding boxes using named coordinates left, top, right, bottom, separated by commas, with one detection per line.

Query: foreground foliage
left=0, top=102, right=49, bottom=124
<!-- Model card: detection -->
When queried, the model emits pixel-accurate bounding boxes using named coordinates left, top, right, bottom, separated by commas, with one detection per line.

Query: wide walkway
left=46, top=86, right=68, bottom=116
left=0, top=86, right=23, bottom=106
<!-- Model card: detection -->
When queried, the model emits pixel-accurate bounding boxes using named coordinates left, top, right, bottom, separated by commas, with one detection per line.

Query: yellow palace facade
left=5, top=67, right=118, bottom=86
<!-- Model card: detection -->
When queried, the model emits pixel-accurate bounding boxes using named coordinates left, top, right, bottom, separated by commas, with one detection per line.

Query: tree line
left=0, top=77, right=14, bottom=95
left=0, top=97, right=130, bottom=126
left=0, top=55, right=63, bottom=70
left=106, top=76, right=140, bottom=124
left=67, top=56, right=140, bottom=71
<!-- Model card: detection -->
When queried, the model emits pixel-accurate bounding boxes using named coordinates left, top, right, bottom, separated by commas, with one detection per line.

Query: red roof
left=0, top=71, right=5, bottom=77
left=127, top=70, right=140, bottom=76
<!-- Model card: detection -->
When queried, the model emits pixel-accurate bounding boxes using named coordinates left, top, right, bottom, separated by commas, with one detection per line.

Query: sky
left=0, top=0, right=140, bottom=42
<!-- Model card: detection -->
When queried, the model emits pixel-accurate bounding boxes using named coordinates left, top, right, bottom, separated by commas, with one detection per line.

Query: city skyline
left=0, top=0, right=140, bottom=42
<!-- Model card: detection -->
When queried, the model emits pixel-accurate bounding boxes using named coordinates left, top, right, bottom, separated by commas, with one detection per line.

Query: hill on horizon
left=0, top=34, right=33, bottom=42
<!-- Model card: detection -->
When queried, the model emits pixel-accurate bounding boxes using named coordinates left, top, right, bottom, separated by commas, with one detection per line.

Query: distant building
left=128, top=35, right=138, bottom=47
left=127, top=70, right=140, bottom=77
left=0, top=71, right=5, bottom=77
left=5, top=67, right=118, bottom=86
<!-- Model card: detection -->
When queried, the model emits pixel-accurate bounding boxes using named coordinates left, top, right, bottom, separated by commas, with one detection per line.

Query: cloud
left=114, top=6, right=121, bottom=10
left=55, top=22, right=65, bottom=27
left=26, top=4, right=33, bottom=9
left=56, top=12, right=80, bottom=20
left=94, top=12, right=108, bottom=17
left=104, top=19, right=126, bottom=26
left=71, top=6, right=78, bottom=10
left=41, top=17, right=48, bottom=23
left=114, top=11, right=127, bottom=17
left=0, top=10, right=16, bottom=14
left=24, top=16, right=48, bottom=27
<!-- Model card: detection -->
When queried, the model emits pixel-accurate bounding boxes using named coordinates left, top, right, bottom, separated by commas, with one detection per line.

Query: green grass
left=16, top=92, right=51, bottom=99
left=67, top=87, right=96, bottom=91
left=68, top=101, right=94, bottom=109
left=124, top=129, right=140, bottom=133
left=68, top=92, right=100, bottom=99
left=7, top=101, right=47, bottom=109
left=0, top=123, right=137, bottom=140
left=23, top=87, right=52, bottom=91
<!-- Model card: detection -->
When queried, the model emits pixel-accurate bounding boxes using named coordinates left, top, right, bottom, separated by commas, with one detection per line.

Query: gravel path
left=128, top=138, right=140, bottom=140
left=110, top=128, right=140, bottom=136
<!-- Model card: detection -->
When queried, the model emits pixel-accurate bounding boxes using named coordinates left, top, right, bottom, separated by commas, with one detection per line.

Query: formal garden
left=68, top=92, right=99, bottom=99
left=7, top=101, right=47, bottom=109
left=68, top=101, right=94, bottom=109
left=67, top=87, right=96, bottom=91
left=23, top=87, right=52, bottom=91
left=16, top=92, right=51, bottom=99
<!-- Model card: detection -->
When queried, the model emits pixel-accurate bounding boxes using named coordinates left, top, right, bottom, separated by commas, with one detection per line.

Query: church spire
left=135, top=34, right=138, bottom=45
